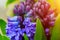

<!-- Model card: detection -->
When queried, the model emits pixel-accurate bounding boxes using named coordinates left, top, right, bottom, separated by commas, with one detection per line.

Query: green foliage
left=6, top=0, right=16, bottom=6
left=0, top=34, right=10, bottom=40
left=34, top=18, right=47, bottom=40
left=0, top=19, right=6, bottom=35
left=0, top=34, right=2, bottom=40
left=0, top=19, right=10, bottom=40
left=24, top=34, right=29, bottom=40
left=51, top=14, right=60, bottom=40
left=42, top=33, right=47, bottom=40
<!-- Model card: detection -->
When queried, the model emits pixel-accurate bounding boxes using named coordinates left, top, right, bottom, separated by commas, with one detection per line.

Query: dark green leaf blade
left=24, top=34, right=29, bottom=40
left=34, top=18, right=47, bottom=40
left=42, top=32, right=47, bottom=40
left=0, top=19, right=6, bottom=35
left=0, top=34, right=2, bottom=40
left=51, top=14, right=60, bottom=40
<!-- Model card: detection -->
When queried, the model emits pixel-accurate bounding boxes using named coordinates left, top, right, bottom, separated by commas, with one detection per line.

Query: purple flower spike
left=6, top=16, right=25, bottom=40
left=23, top=17, right=36, bottom=40
left=25, top=22, right=36, bottom=37
left=23, top=17, right=32, bottom=25
left=8, top=16, right=19, bottom=22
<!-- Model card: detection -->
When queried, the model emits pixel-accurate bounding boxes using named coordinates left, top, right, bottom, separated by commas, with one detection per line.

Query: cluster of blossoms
left=6, top=0, right=57, bottom=40
left=6, top=16, right=36, bottom=40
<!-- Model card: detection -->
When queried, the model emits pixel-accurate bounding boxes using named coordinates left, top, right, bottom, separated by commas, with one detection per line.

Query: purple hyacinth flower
left=13, top=2, right=25, bottom=16
left=23, top=17, right=36, bottom=40
left=7, top=16, right=19, bottom=22
left=25, top=22, right=36, bottom=37
left=6, top=16, right=25, bottom=40
left=23, top=17, right=32, bottom=25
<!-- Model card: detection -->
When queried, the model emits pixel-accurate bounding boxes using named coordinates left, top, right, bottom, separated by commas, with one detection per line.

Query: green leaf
left=42, top=32, right=47, bottom=40
left=34, top=18, right=47, bottom=40
left=0, top=34, right=10, bottom=40
left=6, top=0, right=16, bottom=6
left=0, top=19, right=6, bottom=35
left=51, top=14, right=60, bottom=40
left=2, top=35, right=10, bottom=40
left=24, top=34, right=29, bottom=40
left=0, top=28, right=3, bottom=35
left=0, top=34, right=2, bottom=40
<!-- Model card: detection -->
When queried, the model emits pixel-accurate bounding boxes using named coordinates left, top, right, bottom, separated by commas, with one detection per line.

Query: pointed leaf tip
left=34, top=18, right=47, bottom=40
